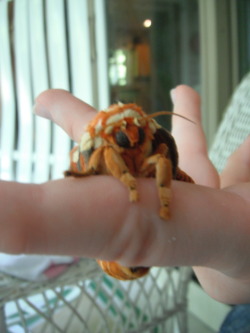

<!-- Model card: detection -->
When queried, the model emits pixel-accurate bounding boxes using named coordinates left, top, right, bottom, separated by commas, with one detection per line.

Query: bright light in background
left=143, top=19, right=152, bottom=28
left=117, top=53, right=126, bottom=63
left=109, top=49, right=127, bottom=86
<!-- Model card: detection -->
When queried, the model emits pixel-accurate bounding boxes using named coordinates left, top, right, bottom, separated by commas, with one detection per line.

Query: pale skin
left=1, top=85, right=250, bottom=304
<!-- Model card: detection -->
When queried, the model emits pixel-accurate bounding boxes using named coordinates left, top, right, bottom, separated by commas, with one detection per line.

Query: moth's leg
left=104, top=146, right=138, bottom=202
left=157, top=157, right=172, bottom=220
left=84, top=146, right=105, bottom=174
left=141, top=154, right=172, bottom=220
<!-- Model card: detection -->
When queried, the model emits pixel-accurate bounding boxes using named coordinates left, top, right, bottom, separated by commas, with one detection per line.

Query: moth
left=65, top=103, right=194, bottom=280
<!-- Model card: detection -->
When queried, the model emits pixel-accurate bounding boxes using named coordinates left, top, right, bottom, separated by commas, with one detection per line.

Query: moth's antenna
left=146, top=111, right=195, bottom=124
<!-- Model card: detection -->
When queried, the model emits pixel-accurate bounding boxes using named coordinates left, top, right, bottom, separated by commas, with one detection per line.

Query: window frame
left=199, top=0, right=239, bottom=147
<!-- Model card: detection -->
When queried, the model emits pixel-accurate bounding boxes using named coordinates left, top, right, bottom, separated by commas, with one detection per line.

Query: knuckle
left=113, top=206, right=156, bottom=267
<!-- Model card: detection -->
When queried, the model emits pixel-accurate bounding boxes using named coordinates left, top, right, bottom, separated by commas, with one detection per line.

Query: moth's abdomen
left=97, top=260, right=149, bottom=280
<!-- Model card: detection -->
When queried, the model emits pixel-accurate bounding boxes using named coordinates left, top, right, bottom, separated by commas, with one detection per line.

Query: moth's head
left=83, top=103, right=158, bottom=151
left=80, top=102, right=192, bottom=152
left=113, top=123, right=146, bottom=149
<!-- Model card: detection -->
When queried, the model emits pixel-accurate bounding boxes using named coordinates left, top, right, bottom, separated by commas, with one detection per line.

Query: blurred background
left=1, top=0, right=249, bottom=146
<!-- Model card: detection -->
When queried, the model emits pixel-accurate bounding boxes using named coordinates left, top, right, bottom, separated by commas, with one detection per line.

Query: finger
left=220, top=136, right=250, bottom=188
left=171, top=85, right=204, bottom=154
left=2, top=178, right=250, bottom=303
left=193, top=266, right=250, bottom=304
left=34, top=89, right=97, bottom=142
left=171, top=85, right=219, bottom=187
left=1, top=178, right=246, bottom=273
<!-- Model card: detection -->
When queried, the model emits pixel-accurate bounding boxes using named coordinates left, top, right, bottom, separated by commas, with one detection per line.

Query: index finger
left=34, top=89, right=97, bottom=142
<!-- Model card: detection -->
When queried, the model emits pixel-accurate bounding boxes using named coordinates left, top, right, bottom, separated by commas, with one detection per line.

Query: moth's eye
left=115, top=131, right=131, bottom=148
left=138, top=127, right=145, bottom=145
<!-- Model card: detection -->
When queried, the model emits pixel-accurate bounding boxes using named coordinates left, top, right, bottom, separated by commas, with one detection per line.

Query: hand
left=172, top=86, right=250, bottom=304
left=1, top=86, right=250, bottom=304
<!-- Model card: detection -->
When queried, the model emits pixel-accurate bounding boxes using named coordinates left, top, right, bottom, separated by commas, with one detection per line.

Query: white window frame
left=199, top=0, right=239, bottom=147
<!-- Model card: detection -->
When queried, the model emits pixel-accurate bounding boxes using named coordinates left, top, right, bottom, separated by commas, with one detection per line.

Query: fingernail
left=33, top=102, right=51, bottom=120
left=170, top=88, right=176, bottom=105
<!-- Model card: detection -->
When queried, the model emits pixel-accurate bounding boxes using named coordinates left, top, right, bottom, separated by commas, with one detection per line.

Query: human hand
left=1, top=86, right=250, bottom=304
left=172, top=86, right=250, bottom=304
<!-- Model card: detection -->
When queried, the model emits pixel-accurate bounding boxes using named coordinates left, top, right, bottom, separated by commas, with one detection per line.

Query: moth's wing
left=64, top=145, right=93, bottom=177
left=175, top=167, right=194, bottom=183
left=152, top=127, right=178, bottom=177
